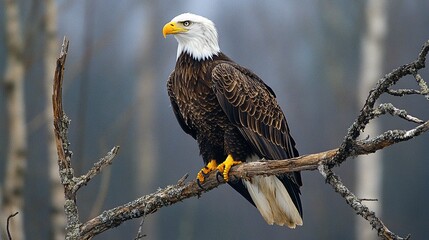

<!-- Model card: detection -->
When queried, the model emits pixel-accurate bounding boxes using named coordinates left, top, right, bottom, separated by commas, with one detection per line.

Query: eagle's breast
left=169, top=54, right=228, bottom=135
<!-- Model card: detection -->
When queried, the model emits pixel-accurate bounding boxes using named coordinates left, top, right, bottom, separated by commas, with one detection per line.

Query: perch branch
left=52, top=38, right=429, bottom=239
left=79, top=118, right=429, bottom=238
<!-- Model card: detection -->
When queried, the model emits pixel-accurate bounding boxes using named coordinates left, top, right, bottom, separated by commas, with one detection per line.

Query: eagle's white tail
left=243, top=175, right=303, bottom=228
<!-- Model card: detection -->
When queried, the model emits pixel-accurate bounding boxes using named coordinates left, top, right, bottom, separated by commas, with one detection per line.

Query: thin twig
left=6, top=212, right=19, bottom=240
left=74, top=146, right=120, bottom=192
left=372, top=103, right=424, bottom=123
left=359, top=198, right=378, bottom=202
left=387, top=88, right=422, bottom=96
left=412, top=70, right=429, bottom=100
left=134, top=206, right=148, bottom=240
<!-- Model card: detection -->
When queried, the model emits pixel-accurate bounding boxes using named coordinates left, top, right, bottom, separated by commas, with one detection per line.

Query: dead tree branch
left=331, top=40, right=429, bottom=169
left=321, top=40, right=429, bottom=240
left=53, top=38, right=429, bottom=239
left=318, top=166, right=410, bottom=240
left=52, top=37, right=120, bottom=240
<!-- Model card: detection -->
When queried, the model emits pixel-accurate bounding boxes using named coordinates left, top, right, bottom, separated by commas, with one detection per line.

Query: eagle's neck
left=175, top=52, right=230, bottom=86
left=177, top=51, right=230, bottom=69
left=175, top=33, right=220, bottom=61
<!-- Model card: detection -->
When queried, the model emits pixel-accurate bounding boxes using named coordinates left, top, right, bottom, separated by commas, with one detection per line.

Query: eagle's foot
left=217, top=154, right=242, bottom=182
left=197, top=160, right=218, bottom=183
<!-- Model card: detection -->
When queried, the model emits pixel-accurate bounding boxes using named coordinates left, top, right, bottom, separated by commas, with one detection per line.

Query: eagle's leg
left=197, top=159, right=218, bottom=183
left=217, top=154, right=242, bottom=182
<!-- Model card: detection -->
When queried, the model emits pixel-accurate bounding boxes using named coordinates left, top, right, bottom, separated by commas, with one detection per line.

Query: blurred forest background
left=1, top=0, right=429, bottom=239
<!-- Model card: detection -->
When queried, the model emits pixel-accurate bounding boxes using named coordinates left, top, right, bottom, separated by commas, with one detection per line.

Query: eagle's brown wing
left=211, top=62, right=302, bottom=187
left=167, top=72, right=197, bottom=139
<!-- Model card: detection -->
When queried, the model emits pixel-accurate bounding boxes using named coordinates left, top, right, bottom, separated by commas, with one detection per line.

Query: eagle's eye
left=182, top=20, right=191, bottom=27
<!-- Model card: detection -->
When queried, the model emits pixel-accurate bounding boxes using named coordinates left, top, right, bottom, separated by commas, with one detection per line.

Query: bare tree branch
left=330, top=40, right=429, bottom=169
left=52, top=37, right=120, bottom=240
left=53, top=37, right=429, bottom=239
left=320, top=40, right=429, bottom=240
left=318, top=166, right=410, bottom=240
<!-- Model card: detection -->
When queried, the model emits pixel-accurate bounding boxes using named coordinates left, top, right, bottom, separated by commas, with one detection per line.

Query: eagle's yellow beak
left=163, top=22, right=187, bottom=38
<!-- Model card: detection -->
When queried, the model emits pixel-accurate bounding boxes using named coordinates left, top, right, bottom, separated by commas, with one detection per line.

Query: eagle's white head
left=163, top=13, right=220, bottom=61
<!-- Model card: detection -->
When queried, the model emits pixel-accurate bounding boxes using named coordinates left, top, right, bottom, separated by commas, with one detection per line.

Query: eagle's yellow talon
left=217, top=154, right=242, bottom=182
left=197, top=171, right=205, bottom=183
left=196, top=160, right=217, bottom=183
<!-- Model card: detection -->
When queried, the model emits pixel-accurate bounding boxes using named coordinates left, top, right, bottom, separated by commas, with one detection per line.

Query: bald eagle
left=163, top=13, right=303, bottom=228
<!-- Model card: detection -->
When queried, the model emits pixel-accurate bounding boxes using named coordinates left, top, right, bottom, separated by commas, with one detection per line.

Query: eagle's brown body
left=167, top=52, right=303, bottom=217
left=168, top=52, right=253, bottom=163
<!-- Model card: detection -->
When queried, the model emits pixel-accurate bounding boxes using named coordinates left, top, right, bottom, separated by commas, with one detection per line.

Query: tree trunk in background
left=74, top=0, right=96, bottom=175
left=1, top=0, right=27, bottom=239
left=43, top=1, right=65, bottom=239
left=135, top=1, right=159, bottom=238
left=356, top=0, right=387, bottom=240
